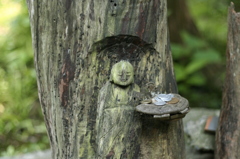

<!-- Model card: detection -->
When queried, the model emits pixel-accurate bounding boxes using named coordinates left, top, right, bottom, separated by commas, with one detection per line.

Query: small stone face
left=110, top=61, right=134, bottom=86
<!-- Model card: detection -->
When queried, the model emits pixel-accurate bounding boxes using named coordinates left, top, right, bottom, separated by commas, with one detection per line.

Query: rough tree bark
left=215, top=3, right=240, bottom=159
left=27, top=0, right=185, bottom=158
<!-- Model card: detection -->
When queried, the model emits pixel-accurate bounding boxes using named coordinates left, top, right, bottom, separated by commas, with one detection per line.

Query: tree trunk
left=215, top=3, right=240, bottom=159
left=27, top=0, right=185, bottom=158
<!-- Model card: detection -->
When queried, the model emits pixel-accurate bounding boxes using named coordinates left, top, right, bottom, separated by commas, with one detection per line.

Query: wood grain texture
left=215, top=3, right=240, bottom=159
left=26, top=0, right=185, bottom=158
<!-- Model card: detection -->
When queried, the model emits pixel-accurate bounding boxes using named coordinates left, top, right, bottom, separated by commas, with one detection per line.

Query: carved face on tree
left=110, top=61, right=134, bottom=86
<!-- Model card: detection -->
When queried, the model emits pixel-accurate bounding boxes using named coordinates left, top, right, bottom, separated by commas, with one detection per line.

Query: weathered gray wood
left=215, top=3, right=240, bottom=159
left=26, top=0, right=185, bottom=158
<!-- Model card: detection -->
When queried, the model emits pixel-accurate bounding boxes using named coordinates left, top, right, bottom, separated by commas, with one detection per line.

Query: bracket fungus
left=136, top=94, right=189, bottom=121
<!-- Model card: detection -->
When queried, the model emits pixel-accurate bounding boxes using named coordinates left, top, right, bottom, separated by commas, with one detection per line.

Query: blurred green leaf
left=185, top=60, right=208, bottom=75
left=181, top=31, right=207, bottom=49
left=174, top=63, right=187, bottom=81
left=193, top=49, right=221, bottom=62
left=171, top=43, right=190, bottom=59
left=186, top=73, right=206, bottom=86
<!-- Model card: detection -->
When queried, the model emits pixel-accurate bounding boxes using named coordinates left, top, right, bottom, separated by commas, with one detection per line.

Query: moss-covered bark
left=27, top=0, right=185, bottom=158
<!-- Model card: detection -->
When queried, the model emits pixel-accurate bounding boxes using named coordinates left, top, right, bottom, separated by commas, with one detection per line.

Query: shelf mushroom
left=136, top=94, right=189, bottom=121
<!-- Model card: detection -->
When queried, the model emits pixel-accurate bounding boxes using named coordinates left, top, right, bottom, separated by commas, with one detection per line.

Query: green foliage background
left=0, top=0, right=239, bottom=156
left=0, top=0, right=49, bottom=156
left=170, top=0, right=240, bottom=109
